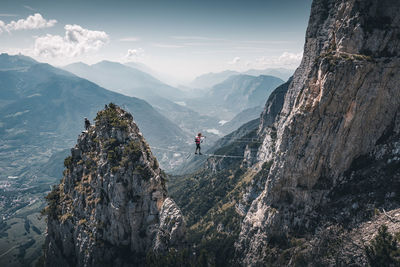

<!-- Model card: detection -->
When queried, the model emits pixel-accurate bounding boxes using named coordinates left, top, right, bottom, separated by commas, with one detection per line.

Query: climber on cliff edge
left=195, top=132, right=205, bottom=155
left=84, top=117, right=90, bottom=131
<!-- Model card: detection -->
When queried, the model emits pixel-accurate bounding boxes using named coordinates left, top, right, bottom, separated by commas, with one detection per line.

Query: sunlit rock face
left=236, top=0, right=400, bottom=265
left=43, top=104, right=185, bottom=267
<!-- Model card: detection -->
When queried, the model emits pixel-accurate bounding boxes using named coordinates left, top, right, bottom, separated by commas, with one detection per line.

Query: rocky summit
left=236, top=0, right=400, bottom=265
left=43, top=104, right=185, bottom=267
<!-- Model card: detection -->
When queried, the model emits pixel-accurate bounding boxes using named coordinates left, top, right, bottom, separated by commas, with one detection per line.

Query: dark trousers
left=195, top=143, right=201, bottom=153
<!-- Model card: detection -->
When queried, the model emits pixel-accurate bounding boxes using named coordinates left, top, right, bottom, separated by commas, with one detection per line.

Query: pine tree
left=365, top=225, right=400, bottom=266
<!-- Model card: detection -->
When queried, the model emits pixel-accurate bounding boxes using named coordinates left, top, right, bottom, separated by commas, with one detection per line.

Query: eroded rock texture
left=44, top=104, right=185, bottom=267
left=236, top=0, right=400, bottom=265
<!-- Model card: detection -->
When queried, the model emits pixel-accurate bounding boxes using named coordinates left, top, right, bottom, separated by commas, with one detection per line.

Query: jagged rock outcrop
left=257, top=77, right=292, bottom=137
left=43, top=104, right=185, bottom=267
left=236, top=0, right=400, bottom=265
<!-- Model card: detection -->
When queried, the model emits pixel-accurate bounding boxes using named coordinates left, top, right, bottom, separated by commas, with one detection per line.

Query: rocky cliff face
left=43, top=104, right=185, bottom=267
left=257, top=77, right=292, bottom=137
left=236, top=0, right=400, bottom=265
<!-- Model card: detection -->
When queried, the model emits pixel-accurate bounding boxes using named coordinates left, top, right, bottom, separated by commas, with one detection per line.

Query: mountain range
left=0, top=53, right=189, bottom=179
left=63, top=60, right=287, bottom=143
left=0, top=51, right=301, bottom=267
left=0, top=53, right=194, bottom=266
left=189, top=68, right=293, bottom=89
left=185, top=74, right=284, bottom=121
left=4, top=0, right=398, bottom=266
left=64, top=60, right=184, bottom=101
left=64, top=60, right=223, bottom=139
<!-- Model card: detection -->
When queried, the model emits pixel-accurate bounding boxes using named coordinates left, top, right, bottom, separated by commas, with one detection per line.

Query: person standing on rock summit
left=84, top=117, right=90, bottom=131
left=195, top=132, right=205, bottom=155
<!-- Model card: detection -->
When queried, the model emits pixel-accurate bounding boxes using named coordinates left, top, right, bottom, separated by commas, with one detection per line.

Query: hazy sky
left=0, top=0, right=312, bottom=82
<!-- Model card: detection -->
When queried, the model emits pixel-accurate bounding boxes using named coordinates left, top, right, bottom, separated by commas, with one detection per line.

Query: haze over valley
left=1, top=0, right=399, bottom=266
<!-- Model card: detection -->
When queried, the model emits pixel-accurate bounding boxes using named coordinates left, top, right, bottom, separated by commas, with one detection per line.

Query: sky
left=0, top=0, right=313, bottom=83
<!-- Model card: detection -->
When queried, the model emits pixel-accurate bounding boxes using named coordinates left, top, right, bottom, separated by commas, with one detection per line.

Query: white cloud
left=119, top=37, right=140, bottom=42
left=254, top=52, right=303, bottom=68
left=278, top=52, right=303, bottom=65
left=228, top=56, right=241, bottom=65
left=125, top=48, right=144, bottom=61
left=34, top=24, right=109, bottom=58
left=2, top=13, right=56, bottom=32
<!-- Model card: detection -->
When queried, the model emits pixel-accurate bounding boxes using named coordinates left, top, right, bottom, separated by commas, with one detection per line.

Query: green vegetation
left=95, top=103, right=130, bottom=130
left=115, top=139, right=146, bottom=174
left=352, top=54, right=373, bottom=61
left=94, top=120, right=147, bottom=176
left=123, top=140, right=142, bottom=161
left=169, top=164, right=253, bottom=266
left=64, top=156, right=73, bottom=168
left=316, top=50, right=374, bottom=70
left=104, top=138, right=119, bottom=150
left=107, top=149, right=118, bottom=163
left=85, top=158, right=96, bottom=171
left=365, top=225, right=400, bottom=266
left=41, top=186, right=60, bottom=219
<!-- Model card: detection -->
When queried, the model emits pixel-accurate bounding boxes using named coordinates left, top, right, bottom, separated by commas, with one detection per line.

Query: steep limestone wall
left=236, top=0, right=400, bottom=265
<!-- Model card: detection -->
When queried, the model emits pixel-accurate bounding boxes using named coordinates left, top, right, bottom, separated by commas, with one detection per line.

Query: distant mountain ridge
left=64, top=60, right=221, bottom=140
left=220, top=106, right=263, bottom=134
left=190, top=68, right=293, bottom=89
left=207, top=74, right=284, bottom=110
left=123, top=61, right=179, bottom=87
left=0, top=54, right=187, bottom=174
left=243, top=68, right=293, bottom=80
left=190, top=70, right=239, bottom=89
left=0, top=53, right=37, bottom=71
left=64, top=60, right=185, bottom=101
left=186, top=74, right=284, bottom=121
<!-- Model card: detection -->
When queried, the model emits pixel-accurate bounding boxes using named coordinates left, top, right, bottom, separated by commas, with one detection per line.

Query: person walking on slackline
left=195, top=132, right=205, bottom=155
